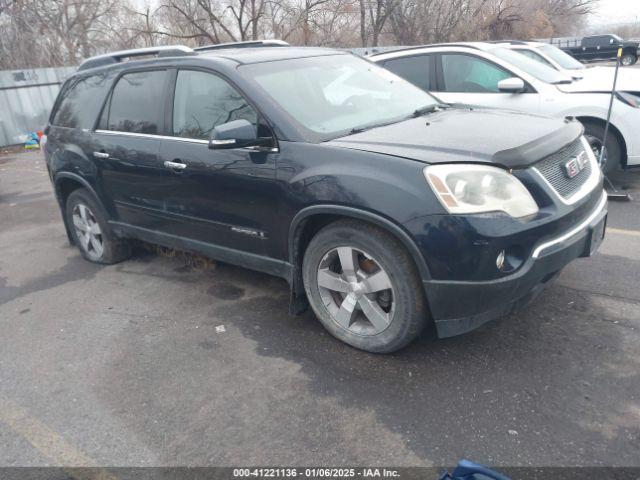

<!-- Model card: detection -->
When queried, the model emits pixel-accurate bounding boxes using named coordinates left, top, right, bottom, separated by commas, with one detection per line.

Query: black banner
left=0, top=468, right=640, bottom=480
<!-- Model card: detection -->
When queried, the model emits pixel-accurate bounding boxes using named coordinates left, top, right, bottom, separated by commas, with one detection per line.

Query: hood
left=556, top=66, right=640, bottom=93
left=326, top=107, right=583, bottom=169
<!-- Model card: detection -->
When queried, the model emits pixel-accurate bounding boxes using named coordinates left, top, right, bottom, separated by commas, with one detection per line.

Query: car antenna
left=600, top=46, right=632, bottom=201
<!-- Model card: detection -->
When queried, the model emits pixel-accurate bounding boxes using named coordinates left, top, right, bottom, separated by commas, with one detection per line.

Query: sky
left=591, top=0, right=640, bottom=25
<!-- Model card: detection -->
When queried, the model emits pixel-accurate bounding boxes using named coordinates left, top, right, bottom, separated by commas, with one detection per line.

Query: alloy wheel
left=317, top=246, right=395, bottom=336
left=72, top=203, right=104, bottom=260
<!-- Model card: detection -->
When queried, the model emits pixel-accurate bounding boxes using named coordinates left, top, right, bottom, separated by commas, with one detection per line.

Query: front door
left=157, top=69, right=278, bottom=256
left=433, top=53, right=541, bottom=114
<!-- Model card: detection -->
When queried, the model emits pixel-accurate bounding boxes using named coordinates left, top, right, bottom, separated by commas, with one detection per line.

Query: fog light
left=496, top=250, right=506, bottom=271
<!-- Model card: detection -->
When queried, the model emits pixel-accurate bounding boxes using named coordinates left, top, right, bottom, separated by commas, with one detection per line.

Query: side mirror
left=209, top=119, right=270, bottom=150
left=497, top=77, right=526, bottom=93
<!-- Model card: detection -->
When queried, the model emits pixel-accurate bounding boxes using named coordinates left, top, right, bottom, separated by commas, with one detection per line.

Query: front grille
left=534, top=138, right=593, bottom=200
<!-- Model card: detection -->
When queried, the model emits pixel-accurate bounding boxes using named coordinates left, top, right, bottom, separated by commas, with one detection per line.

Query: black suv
left=44, top=42, right=607, bottom=353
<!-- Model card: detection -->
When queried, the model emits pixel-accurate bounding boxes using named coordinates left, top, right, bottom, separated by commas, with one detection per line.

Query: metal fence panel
left=0, top=66, right=76, bottom=147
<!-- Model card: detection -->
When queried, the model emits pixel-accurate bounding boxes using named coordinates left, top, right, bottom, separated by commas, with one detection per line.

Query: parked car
left=496, top=40, right=640, bottom=88
left=44, top=43, right=606, bottom=353
left=490, top=40, right=587, bottom=79
left=550, top=34, right=639, bottom=66
left=371, top=42, right=640, bottom=173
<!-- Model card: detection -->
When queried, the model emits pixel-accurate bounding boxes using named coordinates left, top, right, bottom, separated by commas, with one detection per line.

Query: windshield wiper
left=412, top=103, right=449, bottom=117
left=345, top=104, right=449, bottom=136
left=348, top=118, right=401, bottom=135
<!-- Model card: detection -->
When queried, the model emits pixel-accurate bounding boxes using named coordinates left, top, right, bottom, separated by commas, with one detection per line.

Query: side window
left=441, top=54, right=512, bottom=93
left=383, top=55, right=431, bottom=91
left=173, top=70, right=257, bottom=140
left=103, top=70, right=166, bottom=134
left=51, top=74, right=109, bottom=129
left=516, top=49, right=554, bottom=68
left=584, top=36, right=604, bottom=48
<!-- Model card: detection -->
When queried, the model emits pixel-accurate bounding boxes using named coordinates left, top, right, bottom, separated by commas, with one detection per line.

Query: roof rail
left=368, top=43, right=482, bottom=57
left=78, top=45, right=194, bottom=71
left=485, top=40, right=531, bottom=45
left=194, top=40, right=289, bottom=52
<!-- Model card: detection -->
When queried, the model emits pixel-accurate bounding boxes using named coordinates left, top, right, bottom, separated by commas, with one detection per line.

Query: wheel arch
left=576, top=115, right=628, bottom=168
left=54, top=172, right=105, bottom=245
left=288, top=205, right=432, bottom=285
left=54, top=172, right=101, bottom=207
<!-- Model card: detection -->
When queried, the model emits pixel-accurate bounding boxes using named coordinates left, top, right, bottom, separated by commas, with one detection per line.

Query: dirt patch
left=0, top=145, right=33, bottom=157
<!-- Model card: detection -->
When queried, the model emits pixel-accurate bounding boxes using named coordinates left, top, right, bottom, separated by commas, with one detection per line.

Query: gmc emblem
left=563, top=151, right=587, bottom=179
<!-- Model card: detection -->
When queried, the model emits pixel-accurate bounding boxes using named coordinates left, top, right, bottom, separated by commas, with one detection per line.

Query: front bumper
left=424, top=191, right=608, bottom=338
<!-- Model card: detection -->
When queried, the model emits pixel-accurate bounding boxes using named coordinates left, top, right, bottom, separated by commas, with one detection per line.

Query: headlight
left=615, top=91, right=640, bottom=108
left=424, top=164, right=538, bottom=218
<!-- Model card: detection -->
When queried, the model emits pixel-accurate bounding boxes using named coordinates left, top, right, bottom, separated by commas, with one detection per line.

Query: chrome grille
left=534, top=138, right=593, bottom=200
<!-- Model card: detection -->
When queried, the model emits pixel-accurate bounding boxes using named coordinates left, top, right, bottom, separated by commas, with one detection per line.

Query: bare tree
left=155, top=0, right=268, bottom=43
left=483, top=0, right=523, bottom=39
left=358, top=0, right=396, bottom=46
left=0, top=0, right=136, bottom=68
left=0, top=0, right=17, bottom=15
left=0, top=0, right=603, bottom=69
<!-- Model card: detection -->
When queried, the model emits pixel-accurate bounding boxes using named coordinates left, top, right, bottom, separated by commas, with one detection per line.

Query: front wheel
left=582, top=122, right=623, bottom=175
left=302, top=220, right=427, bottom=353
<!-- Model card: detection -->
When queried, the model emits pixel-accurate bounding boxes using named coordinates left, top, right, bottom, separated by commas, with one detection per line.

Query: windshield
left=489, top=47, right=571, bottom=84
left=538, top=44, right=585, bottom=70
left=241, top=54, right=439, bottom=139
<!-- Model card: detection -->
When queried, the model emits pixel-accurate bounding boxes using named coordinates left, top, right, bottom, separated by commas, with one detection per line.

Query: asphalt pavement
left=0, top=150, right=639, bottom=468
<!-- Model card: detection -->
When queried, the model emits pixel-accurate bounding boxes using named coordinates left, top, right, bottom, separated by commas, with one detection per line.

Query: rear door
left=156, top=68, right=279, bottom=256
left=601, top=35, right=620, bottom=59
left=432, top=52, right=541, bottom=113
left=92, top=69, right=171, bottom=230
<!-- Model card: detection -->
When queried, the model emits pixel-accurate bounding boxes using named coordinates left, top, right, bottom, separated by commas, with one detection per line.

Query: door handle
left=164, top=160, right=187, bottom=170
left=93, top=151, right=109, bottom=159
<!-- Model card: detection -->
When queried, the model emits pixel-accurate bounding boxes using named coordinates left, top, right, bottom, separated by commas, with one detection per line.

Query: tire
left=582, top=122, right=623, bottom=175
left=65, top=188, right=131, bottom=264
left=621, top=53, right=636, bottom=67
left=302, top=219, right=427, bottom=353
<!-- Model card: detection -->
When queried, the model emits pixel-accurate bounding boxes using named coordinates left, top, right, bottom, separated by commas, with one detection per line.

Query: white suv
left=494, top=41, right=588, bottom=79
left=371, top=43, right=640, bottom=173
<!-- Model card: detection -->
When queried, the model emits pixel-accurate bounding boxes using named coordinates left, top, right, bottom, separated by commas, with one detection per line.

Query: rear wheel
left=302, top=220, right=427, bottom=353
left=582, top=122, right=623, bottom=175
left=65, top=189, right=131, bottom=264
left=621, top=52, right=637, bottom=66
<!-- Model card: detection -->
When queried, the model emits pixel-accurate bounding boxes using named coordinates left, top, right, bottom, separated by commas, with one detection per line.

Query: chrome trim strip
left=532, top=191, right=607, bottom=259
left=210, top=139, right=236, bottom=145
left=95, top=129, right=209, bottom=144
left=531, top=136, right=602, bottom=206
left=93, top=129, right=279, bottom=152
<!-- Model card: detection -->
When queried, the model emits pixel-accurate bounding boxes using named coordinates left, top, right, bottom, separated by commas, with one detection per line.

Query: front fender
left=288, top=204, right=432, bottom=283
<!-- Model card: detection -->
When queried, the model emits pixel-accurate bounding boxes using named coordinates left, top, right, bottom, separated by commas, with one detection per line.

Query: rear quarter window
left=51, top=74, right=110, bottom=129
